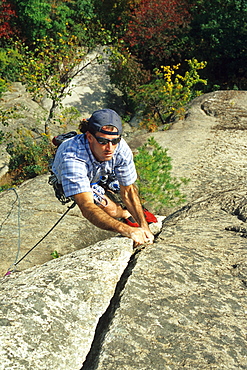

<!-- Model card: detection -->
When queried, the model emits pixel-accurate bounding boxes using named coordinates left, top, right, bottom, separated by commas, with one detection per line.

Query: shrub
left=107, top=46, right=151, bottom=112
left=131, top=58, right=207, bottom=131
left=0, top=47, right=22, bottom=82
left=134, top=137, right=189, bottom=211
left=0, top=77, right=7, bottom=96
left=57, top=106, right=81, bottom=127
left=0, top=184, right=10, bottom=192
left=6, top=129, right=54, bottom=184
left=108, top=46, right=151, bottom=95
left=123, top=0, right=191, bottom=68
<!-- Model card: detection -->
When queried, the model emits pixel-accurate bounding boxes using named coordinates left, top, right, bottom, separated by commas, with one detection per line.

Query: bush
left=108, top=46, right=151, bottom=95
left=0, top=47, right=22, bottom=82
left=6, top=130, right=54, bottom=184
left=107, top=46, right=151, bottom=112
left=0, top=78, right=7, bottom=96
left=134, top=137, right=189, bottom=211
left=57, top=106, right=81, bottom=127
left=131, top=58, right=207, bottom=131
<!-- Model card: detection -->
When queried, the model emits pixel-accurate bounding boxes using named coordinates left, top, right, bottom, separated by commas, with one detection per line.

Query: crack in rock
left=80, top=251, right=138, bottom=370
left=80, top=233, right=162, bottom=370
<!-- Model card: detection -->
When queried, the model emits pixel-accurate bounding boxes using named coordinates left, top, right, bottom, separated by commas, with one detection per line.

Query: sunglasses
left=92, top=133, right=121, bottom=146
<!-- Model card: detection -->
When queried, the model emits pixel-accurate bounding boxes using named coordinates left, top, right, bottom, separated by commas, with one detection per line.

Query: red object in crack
left=124, top=208, right=157, bottom=227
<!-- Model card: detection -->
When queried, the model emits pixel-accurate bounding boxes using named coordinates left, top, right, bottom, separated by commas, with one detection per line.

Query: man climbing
left=52, top=108, right=157, bottom=247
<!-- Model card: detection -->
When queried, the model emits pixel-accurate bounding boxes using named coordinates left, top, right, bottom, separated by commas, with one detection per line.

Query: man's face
left=86, top=127, right=121, bottom=162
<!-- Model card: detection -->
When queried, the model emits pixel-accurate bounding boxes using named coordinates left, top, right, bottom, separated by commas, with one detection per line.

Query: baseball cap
left=88, top=109, right=122, bottom=135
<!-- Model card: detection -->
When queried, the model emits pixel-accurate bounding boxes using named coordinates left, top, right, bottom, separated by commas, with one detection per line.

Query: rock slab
left=96, top=203, right=247, bottom=369
left=0, top=237, right=133, bottom=370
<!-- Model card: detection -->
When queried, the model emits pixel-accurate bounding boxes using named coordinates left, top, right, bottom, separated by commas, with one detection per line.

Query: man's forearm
left=120, top=184, right=148, bottom=228
left=82, top=203, right=121, bottom=230
left=75, top=195, right=130, bottom=236
left=74, top=191, right=153, bottom=246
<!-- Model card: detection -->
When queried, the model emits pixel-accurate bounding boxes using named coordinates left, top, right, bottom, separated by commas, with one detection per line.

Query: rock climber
left=51, top=108, right=157, bottom=247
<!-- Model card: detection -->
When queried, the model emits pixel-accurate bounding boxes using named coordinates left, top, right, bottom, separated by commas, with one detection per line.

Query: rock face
left=1, top=90, right=247, bottom=369
left=0, top=237, right=134, bottom=369
left=95, top=198, right=247, bottom=369
left=0, top=174, right=117, bottom=277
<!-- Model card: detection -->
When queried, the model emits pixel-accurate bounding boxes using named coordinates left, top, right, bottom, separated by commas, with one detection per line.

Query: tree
left=107, top=46, right=151, bottom=111
left=188, top=0, right=247, bottom=88
left=19, top=34, right=99, bottom=134
left=123, top=0, right=192, bottom=68
left=11, top=0, right=51, bottom=42
left=48, top=0, right=97, bottom=45
left=0, top=0, right=17, bottom=41
left=93, top=0, right=133, bottom=36
left=134, top=137, right=188, bottom=211
left=11, top=0, right=98, bottom=45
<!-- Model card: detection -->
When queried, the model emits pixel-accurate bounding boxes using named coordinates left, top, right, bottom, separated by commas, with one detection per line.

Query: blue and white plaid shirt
left=52, top=134, right=137, bottom=197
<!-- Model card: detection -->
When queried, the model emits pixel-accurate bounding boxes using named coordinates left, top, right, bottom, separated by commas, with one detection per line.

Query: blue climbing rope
left=1, top=188, right=21, bottom=275
left=2, top=188, right=76, bottom=277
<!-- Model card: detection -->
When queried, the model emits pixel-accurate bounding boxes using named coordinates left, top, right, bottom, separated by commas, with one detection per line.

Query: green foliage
left=63, top=0, right=101, bottom=46
left=93, top=0, right=132, bottom=36
left=48, top=0, right=100, bottom=45
left=19, top=34, right=84, bottom=100
left=11, top=0, right=105, bottom=47
left=1, top=104, right=82, bottom=186
left=0, top=109, right=8, bottom=144
left=0, top=47, right=22, bottom=98
left=0, top=78, right=7, bottom=97
left=131, top=58, right=207, bottom=131
left=0, top=184, right=10, bottom=192
left=0, top=0, right=244, bottom=91
left=51, top=250, right=60, bottom=259
left=17, top=32, right=116, bottom=134
left=12, top=0, right=52, bottom=42
left=17, top=34, right=90, bottom=133
left=57, top=106, right=81, bottom=127
left=0, top=105, right=19, bottom=126
left=134, top=137, right=189, bottom=211
left=6, top=129, right=54, bottom=184
left=188, top=0, right=247, bottom=88
left=107, top=46, right=151, bottom=109
left=0, top=47, right=22, bottom=81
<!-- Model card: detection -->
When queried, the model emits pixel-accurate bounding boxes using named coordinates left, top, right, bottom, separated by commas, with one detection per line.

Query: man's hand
left=119, top=184, right=155, bottom=247
left=74, top=191, right=154, bottom=248
left=129, top=227, right=154, bottom=248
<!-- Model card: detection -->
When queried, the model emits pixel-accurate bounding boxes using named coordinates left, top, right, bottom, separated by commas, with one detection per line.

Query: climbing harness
left=48, top=172, right=75, bottom=205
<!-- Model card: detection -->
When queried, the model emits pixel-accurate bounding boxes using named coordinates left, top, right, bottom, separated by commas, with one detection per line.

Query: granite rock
left=1, top=90, right=247, bottom=369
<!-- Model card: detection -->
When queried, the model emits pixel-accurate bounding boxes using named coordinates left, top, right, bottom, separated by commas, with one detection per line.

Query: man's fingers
left=133, top=240, right=139, bottom=249
left=130, top=227, right=154, bottom=248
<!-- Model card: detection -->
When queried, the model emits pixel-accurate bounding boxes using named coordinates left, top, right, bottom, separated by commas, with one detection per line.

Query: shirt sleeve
left=60, top=154, right=92, bottom=197
left=114, top=140, right=137, bottom=186
left=52, top=136, right=92, bottom=197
